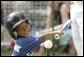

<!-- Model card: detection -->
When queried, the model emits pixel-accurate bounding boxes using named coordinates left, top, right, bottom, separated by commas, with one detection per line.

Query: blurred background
left=1, top=1, right=77, bottom=56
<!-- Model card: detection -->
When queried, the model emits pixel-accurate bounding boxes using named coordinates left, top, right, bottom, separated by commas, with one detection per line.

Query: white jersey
left=70, top=1, right=83, bottom=56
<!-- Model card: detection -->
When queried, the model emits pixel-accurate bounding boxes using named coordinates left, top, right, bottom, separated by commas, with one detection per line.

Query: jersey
left=12, top=35, right=44, bottom=56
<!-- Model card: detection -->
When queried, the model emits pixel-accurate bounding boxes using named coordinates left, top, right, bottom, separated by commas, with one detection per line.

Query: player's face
left=16, top=21, right=31, bottom=36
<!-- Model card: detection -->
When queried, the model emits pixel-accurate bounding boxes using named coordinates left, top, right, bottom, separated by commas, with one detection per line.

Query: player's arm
left=39, top=30, right=63, bottom=41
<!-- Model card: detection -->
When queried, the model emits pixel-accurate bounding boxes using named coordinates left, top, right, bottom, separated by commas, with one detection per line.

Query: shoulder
left=15, top=35, right=37, bottom=44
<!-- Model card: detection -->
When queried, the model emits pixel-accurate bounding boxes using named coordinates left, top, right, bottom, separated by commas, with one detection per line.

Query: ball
left=43, top=40, right=53, bottom=49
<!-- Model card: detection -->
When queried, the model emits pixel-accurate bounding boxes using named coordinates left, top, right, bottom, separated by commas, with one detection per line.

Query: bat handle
left=54, top=34, right=60, bottom=40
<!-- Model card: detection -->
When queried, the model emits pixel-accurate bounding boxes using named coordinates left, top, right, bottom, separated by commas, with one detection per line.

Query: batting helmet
left=6, top=12, right=31, bottom=39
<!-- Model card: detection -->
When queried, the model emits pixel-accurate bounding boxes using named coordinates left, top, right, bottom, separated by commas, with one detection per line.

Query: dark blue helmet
left=6, top=12, right=31, bottom=39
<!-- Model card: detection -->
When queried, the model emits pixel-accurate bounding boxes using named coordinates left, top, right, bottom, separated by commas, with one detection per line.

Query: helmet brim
left=12, top=19, right=28, bottom=30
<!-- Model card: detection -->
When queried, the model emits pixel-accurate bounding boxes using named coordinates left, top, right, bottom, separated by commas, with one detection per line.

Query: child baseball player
left=6, top=12, right=62, bottom=56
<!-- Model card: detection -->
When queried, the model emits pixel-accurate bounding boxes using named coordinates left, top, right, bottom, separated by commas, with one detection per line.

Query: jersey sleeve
left=26, top=36, right=44, bottom=52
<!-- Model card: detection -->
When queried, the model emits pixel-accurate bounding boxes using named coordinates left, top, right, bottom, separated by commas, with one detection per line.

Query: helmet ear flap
left=13, top=31, right=17, bottom=37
